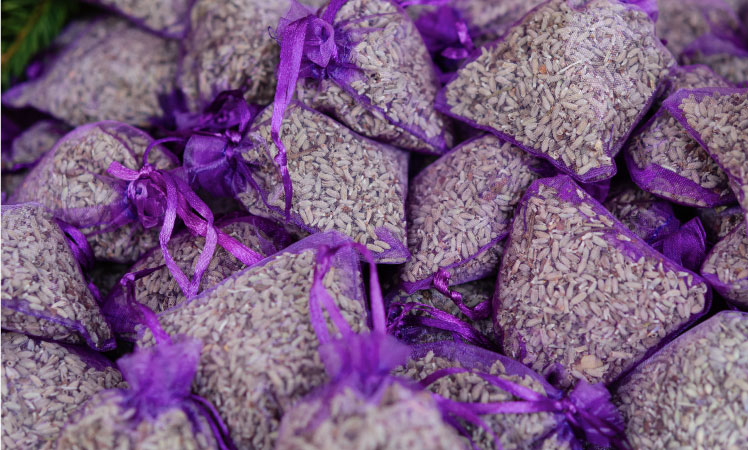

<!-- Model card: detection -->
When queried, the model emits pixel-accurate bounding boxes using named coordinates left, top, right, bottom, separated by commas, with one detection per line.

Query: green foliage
left=1, top=0, right=80, bottom=91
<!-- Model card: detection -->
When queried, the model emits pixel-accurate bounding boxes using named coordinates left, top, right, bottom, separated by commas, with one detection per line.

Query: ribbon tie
left=414, top=6, right=475, bottom=60
left=107, top=140, right=264, bottom=299
left=433, top=268, right=491, bottom=320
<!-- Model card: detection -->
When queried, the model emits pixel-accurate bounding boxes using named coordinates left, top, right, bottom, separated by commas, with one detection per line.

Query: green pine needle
left=2, top=0, right=80, bottom=91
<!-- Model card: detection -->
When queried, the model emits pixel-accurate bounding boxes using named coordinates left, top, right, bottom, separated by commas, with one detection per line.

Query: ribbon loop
left=433, top=268, right=491, bottom=321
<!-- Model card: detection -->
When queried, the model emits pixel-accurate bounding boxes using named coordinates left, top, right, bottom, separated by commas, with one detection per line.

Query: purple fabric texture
left=1, top=202, right=116, bottom=352
left=700, top=223, right=748, bottom=309
left=697, top=203, right=744, bottom=243
left=493, top=175, right=712, bottom=388
left=435, top=0, right=672, bottom=184
left=280, top=0, right=453, bottom=154
left=63, top=336, right=236, bottom=449
left=662, top=87, right=748, bottom=232
left=651, top=217, right=707, bottom=272
left=82, top=0, right=197, bottom=38
left=624, top=107, right=736, bottom=208
left=408, top=341, right=628, bottom=449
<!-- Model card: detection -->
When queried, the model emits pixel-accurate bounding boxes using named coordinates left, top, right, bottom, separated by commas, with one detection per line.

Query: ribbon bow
left=55, top=218, right=103, bottom=301
left=426, top=368, right=629, bottom=449
left=107, top=141, right=264, bottom=299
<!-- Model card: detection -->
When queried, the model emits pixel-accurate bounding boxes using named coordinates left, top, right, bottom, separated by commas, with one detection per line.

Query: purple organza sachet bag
left=494, top=175, right=710, bottom=388
left=399, top=134, right=540, bottom=296
left=662, top=87, right=748, bottom=232
left=614, top=311, right=748, bottom=448
left=701, top=223, right=748, bottom=309
left=625, top=65, right=736, bottom=208
left=1, top=332, right=125, bottom=448
left=2, top=18, right=178, bottom=127
left=2, top=203, right=115, bottom=351
left=436, top=0, right=674, bottom=183
left=57, top=335, right=235, bottom=449
left=277, top=0, right=454, bottom=154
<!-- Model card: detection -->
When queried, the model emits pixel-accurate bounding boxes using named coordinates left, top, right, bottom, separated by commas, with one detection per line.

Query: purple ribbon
left=55, top=218, right=103, bottom=301
left=414, top=6, right=475, bottom=60
left=272, top=0, right=355, bottom=221
left=433, top=268, right=491, bottom=320
left=107, top=141, right=264, bottom=299
left=423, top=368, right=629, bottom=449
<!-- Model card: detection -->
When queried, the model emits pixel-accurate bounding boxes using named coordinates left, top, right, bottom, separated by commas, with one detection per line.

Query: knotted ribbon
left=107, top=140, right=264, bottom=299
left=424, top=367, right=629, bottom=449
left=433, top=268, right=491, bottom=320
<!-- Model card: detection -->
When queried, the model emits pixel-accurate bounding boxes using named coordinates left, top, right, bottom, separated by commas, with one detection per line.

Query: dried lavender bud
left=10, top=122, right=177, bottom=263
left=87, top=0, right=194, bottom=37
left=3, top=18, right=178, bottom=127
left=401, top=135, right=539, bottom=288
left=1, top=332, right=125, bottom=449
left=439, top=0, right=674, bottom=182
left=395, top=278, right=496, bottom=343
left=697, top=204, right=744, bottom=241
left=394, top=351, right=569, bottom=450
left=58, top=394, right=218, bottom=450
left=495, top=176, right=708, bottom=387
left=615, top=311, right=748, bottom=449
left=668, top=89, right=748, bottom=229
left=276, top=382, right=466, bottom=450
left=701, top=224, right=748, bottom=308
left=626, top=66, right=733, bottom=207
left=137, top=235, right=368, bottom=449
left=2, top=203, right=114, bottom=350
left=296, top=0, right=454, bottom=154
left=604, top=184, right=680, bottom=243
left=116, top=219, right=284, bottom=315
left=2, top=121, right=68, bottom=171
left=656, top=0, right=744, bottom=57
left=237, top=102, right=409, bottom=263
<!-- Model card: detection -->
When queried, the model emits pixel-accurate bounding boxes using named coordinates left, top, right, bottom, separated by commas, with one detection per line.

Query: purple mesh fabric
left=1, top=203, right=116, bottom=351
left=58, top=338, right=235, bottom=449
left=82, top=0, right=197, bottom=38
left=613, top=311, right=748, bottom=448
left=2, top=18, right=178, bottom=127
left=651, top=217, right=707, bottom=272
left=604, top=183, right=681, bottom=244
left=680, top=34, right=748, bottom=87
left=700, top=223, right=748, bottom=309
left=625, top=66, right=735, bottom=207
left=1, top=120, right=69, bottom=173
left=399, top=135, right=541, bottom=293
left=436, top=0, right=674, bottom=183
left=8, top=121, right=178, bottom=264
left=662, top=87, right=748, bottom=233
left=234, top=102, right=411, bottom=264
left=293, top=0, right=454, bottom=154
left=494, top=175, right=712, bottom=388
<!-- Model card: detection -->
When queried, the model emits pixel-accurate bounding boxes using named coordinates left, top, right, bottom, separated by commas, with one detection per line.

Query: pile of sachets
left=2, top=0, right=747, bottom=448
